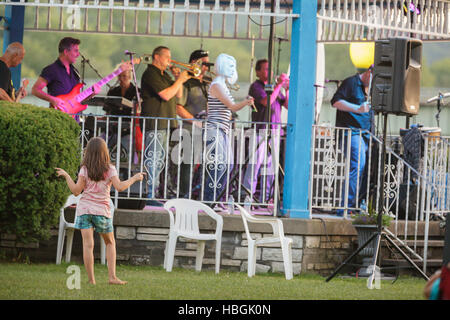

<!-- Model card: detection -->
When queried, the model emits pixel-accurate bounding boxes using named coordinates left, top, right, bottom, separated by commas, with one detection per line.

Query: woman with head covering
left=203, top=53, right=254, bottom=204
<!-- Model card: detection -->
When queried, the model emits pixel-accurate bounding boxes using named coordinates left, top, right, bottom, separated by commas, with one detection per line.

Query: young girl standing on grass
left=56, top=137, right=145, bottom=285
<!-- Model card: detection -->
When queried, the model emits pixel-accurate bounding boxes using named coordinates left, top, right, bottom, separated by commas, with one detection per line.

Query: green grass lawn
left=0, top=262, right=427, bottom=300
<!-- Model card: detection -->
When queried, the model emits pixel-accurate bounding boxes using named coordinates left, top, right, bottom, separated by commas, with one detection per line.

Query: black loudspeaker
left=111, top=167, right=148, bottom=210
left=371, top=38, right=422, bottom=115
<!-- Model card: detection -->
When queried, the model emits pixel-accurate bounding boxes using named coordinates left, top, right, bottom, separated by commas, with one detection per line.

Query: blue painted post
left=2, top=1, right=25, bottom=90
left=281, top=0, right=317, bottom=218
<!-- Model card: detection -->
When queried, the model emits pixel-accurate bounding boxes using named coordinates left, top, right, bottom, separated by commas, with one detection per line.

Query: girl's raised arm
left=55, top=168, right=86, bottom=196
left=111, top=172, right=146, bottom=192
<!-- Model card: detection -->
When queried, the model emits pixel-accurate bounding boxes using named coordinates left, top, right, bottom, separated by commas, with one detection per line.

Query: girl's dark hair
left=81, top=137, right=111, bottom=182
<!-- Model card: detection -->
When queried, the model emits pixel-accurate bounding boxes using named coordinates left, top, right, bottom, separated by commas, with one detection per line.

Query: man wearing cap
left=176, top=49, right=210, bottom=197
left=331, top=66, right=373, bottom=216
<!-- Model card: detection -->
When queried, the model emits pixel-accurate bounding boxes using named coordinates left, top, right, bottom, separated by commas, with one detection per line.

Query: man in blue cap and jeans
left=331, top=65, right=373, bottom=216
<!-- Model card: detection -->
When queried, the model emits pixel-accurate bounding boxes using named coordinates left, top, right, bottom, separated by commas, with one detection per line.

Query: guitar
left=55, top=58, right=140, bottom=116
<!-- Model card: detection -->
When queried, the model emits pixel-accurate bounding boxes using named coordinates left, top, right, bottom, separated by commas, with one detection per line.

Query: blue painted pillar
left=2, top=1, right=25, bottom=90
left=281, top=0, right=317, bottom=218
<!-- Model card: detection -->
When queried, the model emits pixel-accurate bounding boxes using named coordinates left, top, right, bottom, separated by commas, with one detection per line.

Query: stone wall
left=1, top=208, right=444, bottom=276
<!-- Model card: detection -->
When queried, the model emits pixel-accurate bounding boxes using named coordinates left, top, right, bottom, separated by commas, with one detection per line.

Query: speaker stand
left=326, top=113, right=429, bottom=285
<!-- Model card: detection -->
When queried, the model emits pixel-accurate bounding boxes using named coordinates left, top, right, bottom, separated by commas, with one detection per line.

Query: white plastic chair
left=163, top=199, right=223, bottom=274
left=236, top=204, right=293, bottom=280
left=56, top=195, right=114, bottom=265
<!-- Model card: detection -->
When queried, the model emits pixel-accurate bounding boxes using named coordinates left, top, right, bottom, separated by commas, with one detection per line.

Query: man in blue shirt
left=331, top=66, right=373, bottom=216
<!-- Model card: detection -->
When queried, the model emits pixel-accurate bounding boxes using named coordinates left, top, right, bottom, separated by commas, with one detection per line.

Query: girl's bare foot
left=109, top=277, right=127, bottom=285
left=88, top=280, right=96, bottom=285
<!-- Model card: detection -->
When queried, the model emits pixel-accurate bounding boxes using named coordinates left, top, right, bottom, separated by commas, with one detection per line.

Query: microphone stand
left=81, top=54, right=86, bottom=84
left=275, top=36, right=288, bottom=76
left=125, top=50, right=143, bottom=165
left=125, top=51, right=142, bottom=115
left=79, top=52, right=112, bottom=90
left=427, top=92, right=450, bottom=128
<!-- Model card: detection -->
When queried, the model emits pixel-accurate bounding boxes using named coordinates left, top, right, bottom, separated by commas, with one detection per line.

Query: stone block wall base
left=1, top=209, right=443, bottom=277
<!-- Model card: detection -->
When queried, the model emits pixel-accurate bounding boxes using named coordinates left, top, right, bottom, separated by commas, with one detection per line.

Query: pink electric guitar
left=55, top=58, right=140, bottom=116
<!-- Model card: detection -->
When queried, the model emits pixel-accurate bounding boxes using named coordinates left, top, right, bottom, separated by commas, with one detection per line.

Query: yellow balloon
left=349, top=42, right=375, bottom=69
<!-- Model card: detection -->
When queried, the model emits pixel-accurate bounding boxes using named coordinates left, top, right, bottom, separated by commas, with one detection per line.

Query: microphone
left=427, top=92, right=450, bottom=103
left=124, top=50, right=136, bottom=55
left=202, top=62, right=214, bottom=67
left=325, top=79, right=341, bottom=84
left=314, top=84, right=326, bottom=88
left=274, top=36, right=289, bottom=42
left=247, top=95, right=257, bottom=113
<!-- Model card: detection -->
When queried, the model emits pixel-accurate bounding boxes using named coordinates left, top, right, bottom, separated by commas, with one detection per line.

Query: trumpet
left=140, top=54, right=152, bottom=64
left=170, top=59, right=201, bottom=77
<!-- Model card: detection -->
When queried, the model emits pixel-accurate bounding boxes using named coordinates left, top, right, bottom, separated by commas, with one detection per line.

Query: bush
left=0, top=102, right=80, bottom=242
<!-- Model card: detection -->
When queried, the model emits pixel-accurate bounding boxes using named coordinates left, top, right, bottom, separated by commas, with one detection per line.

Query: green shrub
left=0, top=102, right=80, bottom=242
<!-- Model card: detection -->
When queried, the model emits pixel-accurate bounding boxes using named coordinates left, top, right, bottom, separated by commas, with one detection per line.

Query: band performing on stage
left=26, top=37, right=291, bottom=208
left=18, top=36, right=440, bottom=221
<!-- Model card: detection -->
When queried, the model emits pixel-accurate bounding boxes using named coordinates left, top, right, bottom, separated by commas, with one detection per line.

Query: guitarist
left=0, top=42, right=27, bottom=102
left=32, top=37, right=100, bottom=111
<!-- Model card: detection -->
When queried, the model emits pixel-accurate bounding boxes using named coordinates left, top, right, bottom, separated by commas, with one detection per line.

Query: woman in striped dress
left=203, top=53, right=254, bottom=203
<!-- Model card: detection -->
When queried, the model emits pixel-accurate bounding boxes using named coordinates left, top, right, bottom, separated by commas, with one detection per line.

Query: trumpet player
left=243, top=59, right=289, bottom=205
left=140, top=45, right=190, bottom=204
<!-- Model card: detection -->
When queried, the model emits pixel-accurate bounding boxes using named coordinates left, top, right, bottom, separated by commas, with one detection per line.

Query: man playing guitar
left=32, top=37, right=101, bottom=112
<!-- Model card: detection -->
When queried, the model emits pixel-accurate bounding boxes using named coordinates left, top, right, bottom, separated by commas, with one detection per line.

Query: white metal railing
left=3, top=1, right=449, bottom=41
left=0, top=0, right=295, bottom=40
left=310, top=124, right=449, bottom=272
left=317, top=0, right=450, bottom=42
left=79, top=113, right=287, bottom=215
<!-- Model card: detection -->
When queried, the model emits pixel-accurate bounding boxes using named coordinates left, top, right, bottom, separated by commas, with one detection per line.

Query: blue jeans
left=339, top=133, right=368, bottom=214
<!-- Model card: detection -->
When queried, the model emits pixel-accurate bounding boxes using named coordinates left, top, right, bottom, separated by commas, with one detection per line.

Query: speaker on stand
left=327, top=38, right=429, bottom=284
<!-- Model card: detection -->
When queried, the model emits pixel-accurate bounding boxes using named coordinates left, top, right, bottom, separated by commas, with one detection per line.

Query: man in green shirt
left=141, top=46, right=190, bottom=202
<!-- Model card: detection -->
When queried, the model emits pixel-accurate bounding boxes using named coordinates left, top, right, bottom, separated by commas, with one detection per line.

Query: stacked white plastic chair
left=56, top=194, right=114, bottom=265
left=236, top=204, right=293, bottom=280
left=163, top=199, right=223, bottom=274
